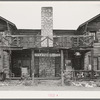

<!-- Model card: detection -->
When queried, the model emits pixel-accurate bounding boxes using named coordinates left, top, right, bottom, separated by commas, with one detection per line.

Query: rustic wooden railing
left=53, top=35, right=94, bottom=48
left=64, top=70, right=100, bottom=80
left=53, top=35, right=72, bottom=48
left=0, top=34, right=94, bottom=49
left=0, top=35, right=41, bottom=49
left=71, top=35, right=94, bottom=48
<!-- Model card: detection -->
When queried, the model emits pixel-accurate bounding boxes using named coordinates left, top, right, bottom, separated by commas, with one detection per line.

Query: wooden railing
left=10, top=35, right=41, bottom=48
left=53, top=35, right=94, bottom=48
left=53, top=36, right=72, bottom=48
left=0, top=34, right=94, bottom=49
left=0, top=35, right=41, bottom=49
left=64, top=70, right=100, bottom=80
left=71, top=35, right=94, bottom=48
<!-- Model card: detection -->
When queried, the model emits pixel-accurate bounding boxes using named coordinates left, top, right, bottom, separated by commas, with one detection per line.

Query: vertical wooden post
left=91, top=48, right=94, bottom=79
left=9, top=50, right=12, bottom=78
left=0, top=33, right=4, bottom=79
left=31, top=49, right=35, bottom=83
left=61, top=50, right=64, bottom=86
left=47, top=36, right=49, bottom=47
left=1, top=48, right=3, bottom=71
left=0, top=48, right=3, bottom=71
left=7, top=21, right=10, bottom=32
left=0, top=47, right=4, bottom=81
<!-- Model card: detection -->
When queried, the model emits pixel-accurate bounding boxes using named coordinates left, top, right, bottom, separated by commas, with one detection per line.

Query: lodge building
left=0, top=7, right=99, bottom=80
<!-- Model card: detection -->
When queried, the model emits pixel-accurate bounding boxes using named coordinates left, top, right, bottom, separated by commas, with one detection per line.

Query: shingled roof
left=78, top=13, right=100, bottom=29
left=0, top=16, right=16, bottom=27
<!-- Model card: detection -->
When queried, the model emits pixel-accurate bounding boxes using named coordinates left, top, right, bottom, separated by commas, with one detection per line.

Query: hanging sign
left=34, top=53, right=60, bottom=57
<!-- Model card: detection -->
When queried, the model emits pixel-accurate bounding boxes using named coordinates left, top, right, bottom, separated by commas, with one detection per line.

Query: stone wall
left=3, top=51, right=10, bottom=78
left=0, top=50, right=10, bottom=78
left=39, top=57, right=55, bottom=77
left=65, top=59, right=73, bottom=71
left=84, top=52, right=90, bottom=70
left=41, top=7, right=53, bottom=47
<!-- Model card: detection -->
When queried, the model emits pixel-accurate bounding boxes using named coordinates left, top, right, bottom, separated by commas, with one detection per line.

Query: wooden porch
left=0, top=33, right=94, bottom=83
left=64, top=70, right=100, bottom=81
left=0, top=34, right=94, bottom=49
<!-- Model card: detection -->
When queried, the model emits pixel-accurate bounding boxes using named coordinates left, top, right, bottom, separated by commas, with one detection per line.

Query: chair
left=21, top=67, right=28, bottom=79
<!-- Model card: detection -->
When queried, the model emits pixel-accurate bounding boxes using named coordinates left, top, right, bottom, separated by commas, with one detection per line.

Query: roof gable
left=0, top=16, right=16, bottom=27
left=78, top=13, right=100, bottom=28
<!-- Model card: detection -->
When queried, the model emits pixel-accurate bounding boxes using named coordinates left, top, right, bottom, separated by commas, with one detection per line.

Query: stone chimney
left=41, top=7, right=53, bottom=47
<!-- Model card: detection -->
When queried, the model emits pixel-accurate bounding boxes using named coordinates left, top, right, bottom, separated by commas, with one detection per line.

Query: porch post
left=31, top=49, right=35, bottom=83
left=61, top=50, right=64, bottom=86
left=0, top=48, right=4, bottom=71
left=91, top=48, right=94, bottom=79
left=9, top=50, right=12, bottom=78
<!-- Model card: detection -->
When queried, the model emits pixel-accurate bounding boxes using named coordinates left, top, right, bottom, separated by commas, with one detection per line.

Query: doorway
left=34, top=50, right=61, bottom=78
left=71, top=52, right=84, bottom=70
left=11, top=50, right=31, bottom=77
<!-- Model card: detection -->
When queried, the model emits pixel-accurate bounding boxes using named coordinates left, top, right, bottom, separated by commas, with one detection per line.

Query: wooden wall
left=77, top=16, right=100, bottom=35
left=77, top=16, right=100, bottom=70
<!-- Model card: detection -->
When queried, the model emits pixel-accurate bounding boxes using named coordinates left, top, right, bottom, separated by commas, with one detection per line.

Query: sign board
left=34, top=53, right=60, bottom=57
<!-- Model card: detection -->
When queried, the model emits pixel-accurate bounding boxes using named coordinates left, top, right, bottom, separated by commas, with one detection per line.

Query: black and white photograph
left=0, top=1, right=100, bottom=98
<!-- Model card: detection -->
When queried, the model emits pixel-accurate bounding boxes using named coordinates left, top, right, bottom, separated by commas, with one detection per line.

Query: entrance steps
left=10, top=77, right=61, bottom=80
left=37, top=79, right=61, bottom=86
left=35, top=77, right=61, bottom=80
left=35, top=77, right=61, bottom=86
left=6, top=77, right=62, bottom=86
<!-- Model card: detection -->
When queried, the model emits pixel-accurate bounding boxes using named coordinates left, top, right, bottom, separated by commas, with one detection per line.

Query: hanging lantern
left=74, top=52, right=81, bottom=56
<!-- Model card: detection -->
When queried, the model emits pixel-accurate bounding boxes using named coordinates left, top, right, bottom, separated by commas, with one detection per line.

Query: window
left=94, top=57, right=98, bottom=70
left=88, top=31, right=97, bottom=42
left=88, top=56, right=91, bottom=65
left=88, top=56, right=99, bottom=70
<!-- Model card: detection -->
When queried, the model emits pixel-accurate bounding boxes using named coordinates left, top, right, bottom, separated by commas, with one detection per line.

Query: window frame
left=88, top=56, right=99, bottom=70
left=88, top=31, right=98, bottom=43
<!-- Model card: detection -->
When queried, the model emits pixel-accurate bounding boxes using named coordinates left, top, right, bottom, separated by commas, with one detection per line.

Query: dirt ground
left=0, top=84, right=100, bottom=91
left=0, top=79, right=100, bottom=91
left=0, top=80, right=100, bottom=99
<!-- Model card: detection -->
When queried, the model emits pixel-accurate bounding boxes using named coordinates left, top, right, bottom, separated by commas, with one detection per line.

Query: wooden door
left=12, top=59, right=21, bottom=77
left=34, top=57, right=39, bottom=77
left=55, top=57, right=61, bottom=77
left=22, top=59, right=31, bottom=76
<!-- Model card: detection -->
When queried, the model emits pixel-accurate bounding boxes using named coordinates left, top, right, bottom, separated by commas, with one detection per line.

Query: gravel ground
left=0, top=80, right=99, bottom=99
left=0, top=80, right=99, bottom=91
left=0, top=84, right=100, bottom=91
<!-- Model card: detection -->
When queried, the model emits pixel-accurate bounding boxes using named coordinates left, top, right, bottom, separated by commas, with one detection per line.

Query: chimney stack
left=41, top=7, right=53, bottom=47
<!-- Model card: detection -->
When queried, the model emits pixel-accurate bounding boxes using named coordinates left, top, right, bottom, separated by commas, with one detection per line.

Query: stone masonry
left=39, top=57, right=55, bottom=77
left=3, top=51, right=10, bottom=78
left=41, top=7, right=53, bottom=47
